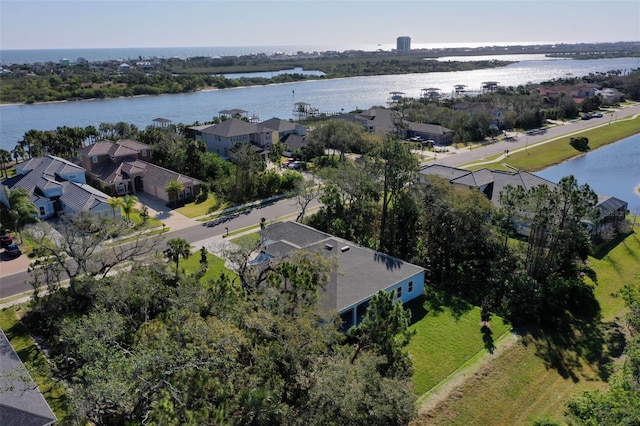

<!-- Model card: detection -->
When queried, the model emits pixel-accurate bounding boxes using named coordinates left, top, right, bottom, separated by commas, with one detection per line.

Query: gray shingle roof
left=596, top=194, right=628, bottom=218
left=257, top=118, right=297, bottom=133
left=2, top=156, right=109, bottom=213
left=197, top=118, right=258, bottom=137
left=259, top=222, right=424, bottom=313
left=60, top=181, right=110, bottom=213
left=0, top=330, right=57, bottom=426
left=419, top=164, right=470, bottom=180
left=406, top=122, right=453, bottom=135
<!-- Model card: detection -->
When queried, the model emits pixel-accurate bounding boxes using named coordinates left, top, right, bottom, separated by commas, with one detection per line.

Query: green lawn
left=180, top=250, right=237, bottom=283
left=0, top=307, right=71, bottom=422
left=176, top=193, right=229, bottom=219
left=413, top=224, right=640, bottom=425
left=230, top=232, right=261, bottom=247
left=406, top=290, right=511, bottom=396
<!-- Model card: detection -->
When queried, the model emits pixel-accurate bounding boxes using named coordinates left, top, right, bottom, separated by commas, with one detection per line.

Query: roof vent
left=325, top=243, right=333, bottom=250
left=340, top=246, right=350, bottom=252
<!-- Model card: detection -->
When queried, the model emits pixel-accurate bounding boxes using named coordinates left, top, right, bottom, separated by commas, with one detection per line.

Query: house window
left=39, top=206, right=46, bottom=216
left=178, top=190, right=185, bottom=199
left=185, top=187, right=192, bottom=197
left=117, top=183, right=126, bottom=194
left=92, top=156, right=98, bottom=163
left=396, top=287, right=402, bottom=298
left=141, top=150, right=147, bottom=157
left=408, top=281, right=413, bottom=293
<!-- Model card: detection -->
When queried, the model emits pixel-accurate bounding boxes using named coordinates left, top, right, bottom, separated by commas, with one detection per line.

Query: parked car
left=0, top=234, right=13, bottom=247
left=592, top=112, right=603, bottom=118
left=5, top=243, right=21, bottom=258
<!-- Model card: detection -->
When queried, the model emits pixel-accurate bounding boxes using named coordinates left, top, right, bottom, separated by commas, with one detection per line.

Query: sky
left=1, top=0, right=639, bottom=50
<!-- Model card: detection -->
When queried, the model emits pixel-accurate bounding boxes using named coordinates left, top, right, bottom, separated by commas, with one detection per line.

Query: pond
left=536, top=133, right=640, bottom=214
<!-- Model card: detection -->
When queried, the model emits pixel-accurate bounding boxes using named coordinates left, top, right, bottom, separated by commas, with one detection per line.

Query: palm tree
left=121, top=194, right=138, bottom=222
left=165, top=180, right=184, bottom=208
left=12, top=145, right=26, bottom=164
left=2, top=187, right=38, bottom=242
left=0, top=149, right=11, bottom=178
left=164, top=238, right=191, bottom=276
left=107, top=197, right=123, bottom=218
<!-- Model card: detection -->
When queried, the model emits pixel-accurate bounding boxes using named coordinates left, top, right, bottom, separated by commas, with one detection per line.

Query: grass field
left=406, top=290, right=512, bottom=396
left=413, top=223, right=640, bottom=425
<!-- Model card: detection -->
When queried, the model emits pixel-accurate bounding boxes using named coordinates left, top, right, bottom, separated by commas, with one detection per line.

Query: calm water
left=1, top=57, right=639, bottom=151
left=536, top=133, right=640, bottom=213
left=222, top=67, right=325, bottom=79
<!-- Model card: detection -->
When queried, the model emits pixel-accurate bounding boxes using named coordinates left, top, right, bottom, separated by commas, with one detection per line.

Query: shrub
left=570, top=136, right=590, bottom=152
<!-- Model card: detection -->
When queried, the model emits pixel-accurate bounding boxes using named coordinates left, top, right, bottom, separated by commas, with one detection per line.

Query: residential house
left=191, top=118, right=261, bottom=156
left=419, top=164, right=627, bottom=233
left=0, top=155, right=115, bottom=219
left=257, top=221, right=425, bottom=329
left=0, top=330, right=57, bottom=426
left=452, top=101, right=504, bottom=129
left=334, top=108, right=400, bottom=135
left=333, top=107, right=455, bottom=144
left=78, top=139, right=201, bottom=204
left=281, top=134, right=307, bottom=157
left=405, top=122, right=454, bottom=145
left=595, top=88, right=625, bottom=104
left=536, top=83, right=600, bottom=105
left=191, top=117, right=306, bottom=157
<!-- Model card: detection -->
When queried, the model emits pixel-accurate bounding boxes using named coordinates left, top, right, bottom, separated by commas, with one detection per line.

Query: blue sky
left=1, top=0, right=639, bottom=50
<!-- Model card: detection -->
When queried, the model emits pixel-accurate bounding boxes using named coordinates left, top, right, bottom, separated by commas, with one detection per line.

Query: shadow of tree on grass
left=518, top=284, right=622, bottom=383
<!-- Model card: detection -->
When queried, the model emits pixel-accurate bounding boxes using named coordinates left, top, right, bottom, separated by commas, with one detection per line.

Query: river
left=1, top=56, right=639, bottom=151
left=536, top=133, right=640, bottom=214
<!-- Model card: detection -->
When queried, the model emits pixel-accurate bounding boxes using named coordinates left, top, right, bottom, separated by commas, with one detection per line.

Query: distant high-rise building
left=396, top=36, right=411, bottom=53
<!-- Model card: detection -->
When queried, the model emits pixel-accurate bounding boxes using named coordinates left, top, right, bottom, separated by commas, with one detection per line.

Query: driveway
left=135, top=192, right=199, bottom=232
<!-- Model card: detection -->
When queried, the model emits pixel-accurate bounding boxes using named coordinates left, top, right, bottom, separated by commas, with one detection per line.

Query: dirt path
left=414, top=330, right=521, bottom=418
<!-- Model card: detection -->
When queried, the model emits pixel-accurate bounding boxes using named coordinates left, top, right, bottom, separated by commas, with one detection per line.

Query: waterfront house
left=452, top=101, right=504, bottom=129
left=257, top=221, right=425, bottom=329
left=405, top=122, right=454, bottom=145
left=333, top=108, right=400, bottom=134
left=419, top=164, right=628, bottom=233
left=0, top=155, right=114, bottom=219
left=191, top=118, right=262, bottom=157
left=78, top=140, right=201, bottom=204
left=191, top=117, right=305, bottom=157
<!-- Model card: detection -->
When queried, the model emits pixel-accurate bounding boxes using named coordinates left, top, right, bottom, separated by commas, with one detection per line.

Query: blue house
left=258, top=221, right=425, bottom=329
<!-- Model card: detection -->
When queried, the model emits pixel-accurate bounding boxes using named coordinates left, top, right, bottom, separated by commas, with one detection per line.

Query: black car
left=6, top=243, right=22, bottom=258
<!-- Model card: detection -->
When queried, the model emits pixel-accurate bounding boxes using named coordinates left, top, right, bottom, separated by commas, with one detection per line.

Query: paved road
left=0, top=196, right=321, bottom=300
left=434, top=104, right=640, bottom=168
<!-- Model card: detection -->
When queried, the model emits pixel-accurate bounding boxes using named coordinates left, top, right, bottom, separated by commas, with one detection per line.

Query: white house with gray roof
left=258, top=221, right=425, bottom=329
left=0, top=155, right=114, bottom=219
